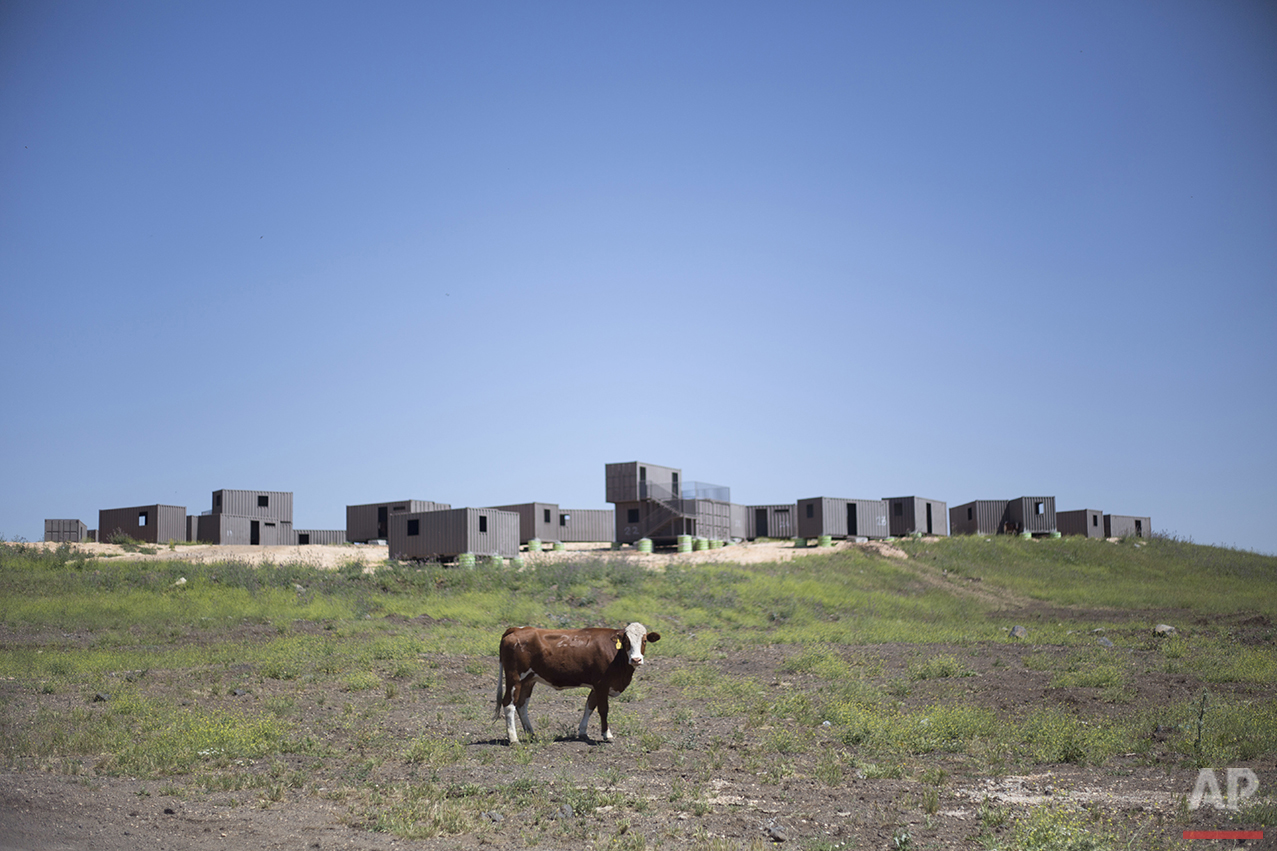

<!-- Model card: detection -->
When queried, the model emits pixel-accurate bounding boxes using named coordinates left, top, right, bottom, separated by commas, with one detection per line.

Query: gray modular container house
left=488, top=502, right=560, bottom=544
left=605, top=461, right=682, bottom=504
left=197, top=514, right=292, bottom=545
left=346, top=500, right=451, bottom=543
left=796, top=497, right=889, bottom=539
left=44, top=519, right=88, bottom=543
left=729, top=503, right=749, bottom=540
left=211, top=490, right=293, bottom=523
left=1104, top=515, right=1151, bottom=539
left=1057, top=509, right=1105, bottom=539
left=556, top=508, right=615, bottom=543
left=949, top=500, right=1009, bottom=536
left=884, top=497, right=948, bottom=537
left=98, top=504, right=187, bottom=544
left=1006, top=497, right=1056, bottom=536
left=748, top=504, right=797, bottom=539
left=294, top=529, right=347, bottom=545
left=388, top=508, right=519, bottom=562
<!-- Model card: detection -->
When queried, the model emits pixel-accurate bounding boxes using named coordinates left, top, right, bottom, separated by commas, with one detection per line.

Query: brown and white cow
left=494, top=622, right=661, bottom=744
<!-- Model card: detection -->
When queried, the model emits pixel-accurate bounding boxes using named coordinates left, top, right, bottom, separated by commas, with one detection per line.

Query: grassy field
left=1, top=534, right=1274, bottom=850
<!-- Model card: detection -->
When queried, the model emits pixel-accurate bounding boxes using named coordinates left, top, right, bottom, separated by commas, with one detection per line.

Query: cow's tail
left=493, top=658, right=504, bottom=721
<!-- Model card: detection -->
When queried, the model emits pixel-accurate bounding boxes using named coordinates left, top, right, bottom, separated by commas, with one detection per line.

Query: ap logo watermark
left=1190, top=768, right=1259, bottom=811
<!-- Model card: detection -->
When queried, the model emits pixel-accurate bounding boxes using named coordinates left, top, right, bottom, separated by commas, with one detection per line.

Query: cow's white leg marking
left=517, top=702, right=534, bottom=735
left=578, top=705, right=593, bottom=739
left=503, top=703, right=520, bottom=744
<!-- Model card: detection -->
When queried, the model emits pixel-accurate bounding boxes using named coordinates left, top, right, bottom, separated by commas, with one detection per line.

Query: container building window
left=138, top=512, right=148, bottom=526
left=407, top=519, right=419, bottom=536
left=627, top=508, right=640, bottom=523
left=1092, top=515, right=1098, bottom=527
left=894, top=502, right=904, bottom=516
left=1035, top=501, right=1043, bottom=515
left=806, top=504, right=814, bottom=518
left=560, top=514, right=569, bottom=526
left=967, top=507, right=973, bottom=520
left=544, top=508, right=551, bottom=523
left=479, top=515, right=488, bottom=533
left=258, top=495, right=269, bottom=507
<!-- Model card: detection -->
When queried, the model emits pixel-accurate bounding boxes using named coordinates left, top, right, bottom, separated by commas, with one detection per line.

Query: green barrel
left=611, top=541, right=622, bottom=550
left=694, top=537, right=708, bottom=551
left=677, top=534, right=693, bottom=553
left=1049, top=531, right=1061, bottom=538
left=457, top=552, right=476, bottom=568
left=793, top=537, right=806, bottom=548
left=510, top=555, right=525, bottom=569
left=528, top=538, right=542, bottom=552
left=817, top=535, right=833, bottom=547
left=637, top=538, right=653, bottom=553
left=710, top=539, right=723, bottom=549
left=1020, top=531, right=1032, bottom=540
left=552, top=540, right=566, bottom=552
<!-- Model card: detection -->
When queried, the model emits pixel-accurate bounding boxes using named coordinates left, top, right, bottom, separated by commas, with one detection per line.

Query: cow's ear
left=613, top=631, right=625, bottom=650
left=646, top=632, right=661, bottom=642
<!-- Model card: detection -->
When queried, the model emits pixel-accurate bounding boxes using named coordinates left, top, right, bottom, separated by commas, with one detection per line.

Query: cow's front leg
left=578, top=690, right=597, bottom=740
left=594, top=688, right=613, bottom=741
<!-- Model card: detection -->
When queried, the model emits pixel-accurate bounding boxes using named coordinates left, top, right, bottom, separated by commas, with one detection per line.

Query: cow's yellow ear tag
left=615, top=639, right=623, bottom=649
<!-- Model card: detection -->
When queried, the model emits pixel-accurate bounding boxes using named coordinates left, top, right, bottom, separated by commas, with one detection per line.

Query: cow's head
left=620, top=622, right=661, bottom=666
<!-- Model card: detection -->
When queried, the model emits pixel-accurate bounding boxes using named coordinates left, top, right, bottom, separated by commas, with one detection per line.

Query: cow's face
left=622, top=622, right=661, bottom=666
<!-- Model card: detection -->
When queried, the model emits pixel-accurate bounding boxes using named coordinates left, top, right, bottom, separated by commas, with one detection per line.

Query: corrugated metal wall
left=346, top=500, right=450, bottom=542
left=605, top=461, right=682, bottom=504
left=748, top=505, right=797, bottom=538
left=613, top=501, right=645, bottom=543
left=186, top=515, right=200, bottom=542
left=850, top=500, right=889, bottom=539
left=294, top=529, right=346, bottom=545
left=98, top=505, right=187, bottom=544
left=489, top=502, right=559, bottom=543
left=1007, top=497, right=1056, bottom=534
left=729, top=503, right=748, bottom=540
left=1057, top=509, right=1104, bottom=539
left=557, top=509, right=615, bottom=542
left=1104, top=515, right=1151, bottom=538
left=388, top=508, right=519, bottom=561
left=44, top=519, right=87, bottom=542
left=687, top=499, right=732, bottom=540
left=211, top=490, right=293, bottom=522
left=796, top=498, right=834, bottom=538
left=885, top=497, right=949, bottom=536
left=949, top=500, right=1009, bottom=535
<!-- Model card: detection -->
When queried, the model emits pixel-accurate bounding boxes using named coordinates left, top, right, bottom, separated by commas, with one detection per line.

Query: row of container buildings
left=41, top=460, right=1151, bottom=561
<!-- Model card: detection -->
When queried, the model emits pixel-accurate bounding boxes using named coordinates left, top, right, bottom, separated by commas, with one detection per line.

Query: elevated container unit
left=387, top=508, right=519, bottom=562
left=884, top=496, right=948, bottom=537
left=1104, top=514, right=1151, bottom=539
left=797, top=497, right=889, bottom=539
left=197, top=514, right=291, bottom=545
left=1057, top=509, right=1105, bottom=539
left=748, top=504, right=797, bottom=539
left=294, top=529, right=347, bottom=545
left=949, top=500, right=1010, bottom=536
left=1006, top=496, right=1056, bottom=536
left=605, top=461, right=682, bottom=504
left=211, top=490, right=293, bottom=523
left=44, top=519, right=88, bottom=543
left=98, top=504, right=187, bottom=544
left=488, top=502, right=559, bottom=544
left=346, top=499, right=451, bottom=543
left=556, top=508, right=615, bottom=543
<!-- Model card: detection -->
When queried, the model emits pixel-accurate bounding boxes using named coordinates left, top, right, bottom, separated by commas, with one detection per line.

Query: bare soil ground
left=2, top=544, right=1273, bottom=850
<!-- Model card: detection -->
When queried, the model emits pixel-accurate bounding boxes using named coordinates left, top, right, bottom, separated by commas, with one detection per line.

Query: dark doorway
left=847, top=503, right=858, bottom=536
left=671, top=472, right=679, bottom=498
left=925, top=503, right=933, bottom=535
left=377, top=506, right=388, bottom=539
left=755, top=508, right=768, bottom=538
left=250, top=520, right=260, bottom=546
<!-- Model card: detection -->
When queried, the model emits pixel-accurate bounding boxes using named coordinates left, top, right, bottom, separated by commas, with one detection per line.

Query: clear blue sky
left=3, top=1, right=1274, bottom=552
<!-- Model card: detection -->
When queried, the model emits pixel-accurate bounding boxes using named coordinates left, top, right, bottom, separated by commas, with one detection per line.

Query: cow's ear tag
left=615, top=639, right=623, bottom=650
